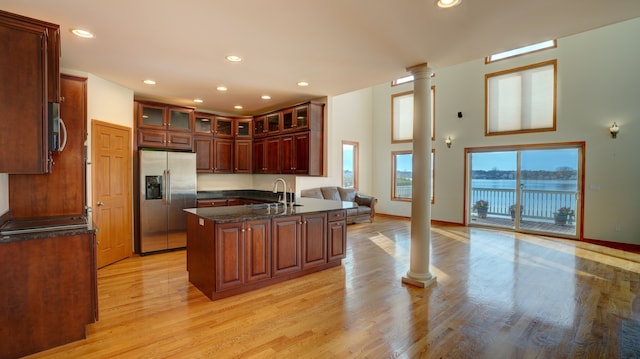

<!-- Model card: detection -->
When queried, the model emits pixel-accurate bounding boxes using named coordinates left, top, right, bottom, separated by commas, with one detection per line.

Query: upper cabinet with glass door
left=194, top=112, right=214, bottom=135
left=282, top=105, right=309, bottom=132
left=213, top=116, right=233, bottom=138
left=136, top=101, right=193, bottom=133
left=235, top=118, right=252, bottom=138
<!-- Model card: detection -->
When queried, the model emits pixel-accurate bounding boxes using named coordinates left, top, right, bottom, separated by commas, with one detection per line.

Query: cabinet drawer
left=197, top=199, right=228, bottom=208
left=327, top=210, right=346, bottom=222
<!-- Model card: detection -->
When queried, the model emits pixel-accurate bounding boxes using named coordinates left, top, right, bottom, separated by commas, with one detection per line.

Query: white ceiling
left=3, top=1, right=640, bottom=115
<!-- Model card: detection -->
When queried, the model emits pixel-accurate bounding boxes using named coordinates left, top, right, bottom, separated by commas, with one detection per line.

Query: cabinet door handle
left=97, top=201, right=105, bottom=206
left=58, top=118, right=68, bottom=151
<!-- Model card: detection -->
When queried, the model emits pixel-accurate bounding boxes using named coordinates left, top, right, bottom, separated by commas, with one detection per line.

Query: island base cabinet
left=272, top=216, right=302, bottom=277
left=328, top=210, right=348, bottom=261
left=302, top=213, right=327, bottom=269
left=216, top=222, right=245, bottom=291
left=186, top=210, right=346, bottom=301
left=245, top=220, right=271, bottom=283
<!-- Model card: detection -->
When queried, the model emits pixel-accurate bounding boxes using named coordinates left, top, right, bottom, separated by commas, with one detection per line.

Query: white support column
left=402, top=63, right=437, bottom=288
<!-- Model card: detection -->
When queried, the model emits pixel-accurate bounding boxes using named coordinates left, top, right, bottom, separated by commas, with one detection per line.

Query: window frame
left=341, top=140, right=359, bottom=189
left=485, top=59, right=557, bottom=136
left=391, top=86, right=436, bottom=143
left=485, top=40, right=556, bottom=64
left=391, top=149, right=435, bottom=204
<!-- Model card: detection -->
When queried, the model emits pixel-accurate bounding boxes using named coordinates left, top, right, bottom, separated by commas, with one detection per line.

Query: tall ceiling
left=3, top=0, right=640, bottom=115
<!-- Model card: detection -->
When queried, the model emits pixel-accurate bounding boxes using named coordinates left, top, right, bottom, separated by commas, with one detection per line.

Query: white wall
left=369, top=18, right=640, bottom=245
left=295, top=88, right=374, bottom=195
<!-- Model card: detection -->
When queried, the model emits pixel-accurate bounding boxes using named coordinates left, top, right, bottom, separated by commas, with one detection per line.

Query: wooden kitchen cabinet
left=214, top=138, right=234, bottom=173
left=252, top=101, right=324, bottom=176
left=215, top=222, right=245, bottom=291
left=194, top=137, right=233, bottom=173
left=195, top=136, right=213, bottom=173
left=301, top=213, right=327, bottom=269
left=271, top=215, right=302, bottom=277
left=194, top=112, right=214, bottom=134
left=135, top=100, right=194, bottom=150
left=9, top=74, right=87, bottom=218
left=234, top=139, right=252, bottom=173
left=0, top=232, right=97, bottom=359
left=214, top=219, right=271, bottom=291
left=253, top=137, right=280, bottom=174
left=282, top=104, right=309, bottom=132
left=235, top=118, right=252, bottom=138
left=281, top=131, right=310, bottom=175
left=245, top=219, right=271, bottom=283
left=328, top=210, right=347, bottom=261
left=0, top=10, right=60, bottom=174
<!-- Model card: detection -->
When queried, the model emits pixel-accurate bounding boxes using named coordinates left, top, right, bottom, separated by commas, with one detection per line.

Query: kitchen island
left=185, top=197, right=355, bottom=300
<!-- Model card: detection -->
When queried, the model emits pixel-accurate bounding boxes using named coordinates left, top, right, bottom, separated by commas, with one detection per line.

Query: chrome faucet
left=272, top=177, right=289, bottom=208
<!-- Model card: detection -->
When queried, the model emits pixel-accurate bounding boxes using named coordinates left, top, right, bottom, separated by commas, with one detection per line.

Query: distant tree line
left=473, top=167, right=577, bottom=180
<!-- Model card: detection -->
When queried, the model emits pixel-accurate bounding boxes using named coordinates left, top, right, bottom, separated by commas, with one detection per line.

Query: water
left=471, top=179, right=578, bottom=218
left=472, top=179, right=577, bottom=192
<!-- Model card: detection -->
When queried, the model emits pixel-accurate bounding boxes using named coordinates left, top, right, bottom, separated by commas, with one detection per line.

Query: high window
left=485, top=60, right=556, bottom=136
left=486, top=40, right=556, bottom=63
left=391, top=150, right=435, bottom=203
left=342, top=141, right=359, bottom=189
left=391, top=87, right=436, bottom=143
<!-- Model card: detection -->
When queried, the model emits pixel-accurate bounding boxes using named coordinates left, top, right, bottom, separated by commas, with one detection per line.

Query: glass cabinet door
left=282, top=109, right=294, bottom=131
left=194, top=113, right=213, bottom=134
left=266, top=113, right=281, bottom=133
left=254, top=116, right=266, bottom=136
left=214, top=117, right=233, bottom=137
left=235, top=119, right=251, bottom=137
left=140, top=106, right=164, bottom=127
left=169, top=108, right=192, bottom=131
left=294, top=105, right=309, bottom=129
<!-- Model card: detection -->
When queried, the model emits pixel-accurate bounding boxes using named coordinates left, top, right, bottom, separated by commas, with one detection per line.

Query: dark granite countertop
left=197, top=189, right=287, bottom=203
left=0, top=223, right=96, bottom=243
left=185, top=197, right=355, bottom=223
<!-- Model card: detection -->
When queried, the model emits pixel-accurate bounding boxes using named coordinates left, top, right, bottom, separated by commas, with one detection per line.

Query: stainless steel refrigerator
left=139, top=150, right=197, bottom=254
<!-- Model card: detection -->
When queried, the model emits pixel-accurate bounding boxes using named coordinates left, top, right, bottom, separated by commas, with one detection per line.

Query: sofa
left=300, top=186, right=377, bottom=224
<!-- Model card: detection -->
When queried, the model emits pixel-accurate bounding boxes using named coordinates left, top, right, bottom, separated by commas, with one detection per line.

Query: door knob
left=97, top=201, right=105, bottom=206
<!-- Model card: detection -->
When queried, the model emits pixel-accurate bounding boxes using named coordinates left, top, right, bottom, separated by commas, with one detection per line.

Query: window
left=342, top=141, right=359, bottom=189
left=391, top=150, right=435, bottom=203
left=486, top=40, right=556, bottom=63
left=391, top=87, right=436, bottom=143
left=392, top=75, right=414, bottom=86
left=485, top=60, right=556, bottom=135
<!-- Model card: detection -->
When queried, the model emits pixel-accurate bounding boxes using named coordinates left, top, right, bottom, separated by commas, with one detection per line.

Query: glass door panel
left=468, top=145, right=581, bottom=238
left=469, top=151, right=516, bottom=229
left=519, top=148, right=579, bottom=237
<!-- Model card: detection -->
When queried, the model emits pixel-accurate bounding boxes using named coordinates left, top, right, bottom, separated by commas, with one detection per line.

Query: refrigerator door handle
left=162, top=170, right=168, bottom=205
left=167, top=169, right=171, bottom=205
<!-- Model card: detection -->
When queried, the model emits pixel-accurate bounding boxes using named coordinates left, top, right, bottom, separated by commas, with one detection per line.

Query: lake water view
left=471, top=179, right=578, bottom=220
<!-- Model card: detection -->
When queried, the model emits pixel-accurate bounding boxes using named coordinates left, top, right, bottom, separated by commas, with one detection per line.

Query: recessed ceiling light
left=193, top=98, right=203, bottom=103
left=226, top=55, right=242, bottom=62
left=143, top=79, right=156, bottom=85
left=234, top=105, right=243, bottom=110
left=297, top=81, right=309, bottom=87
left=437, top=0, right=462, bottom=8
left=71, top=29, right=95, bottom=38
left=261, top=95, right=271, bottom=100
left=217, top=86, right=228, bottom=92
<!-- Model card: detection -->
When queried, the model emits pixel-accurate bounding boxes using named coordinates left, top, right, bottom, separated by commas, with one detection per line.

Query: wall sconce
left=609, top=122, right=620, bottom=138
left=445, top=136, right=452, bottom=148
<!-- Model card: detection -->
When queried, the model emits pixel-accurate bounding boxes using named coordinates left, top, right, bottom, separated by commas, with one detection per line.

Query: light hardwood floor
left=26, top=217, right=640, bottom=358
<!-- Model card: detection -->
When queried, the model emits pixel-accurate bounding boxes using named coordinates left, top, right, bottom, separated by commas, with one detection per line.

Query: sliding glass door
left=467, top=144, right=582, bottom=238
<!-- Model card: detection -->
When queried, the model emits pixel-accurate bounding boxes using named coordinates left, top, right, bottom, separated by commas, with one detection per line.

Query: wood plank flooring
left=25, top=217, right=640, bottom=358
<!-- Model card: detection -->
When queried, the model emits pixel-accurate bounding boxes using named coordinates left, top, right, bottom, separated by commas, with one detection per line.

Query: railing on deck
left=471, top=188, right=577, bottom=222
